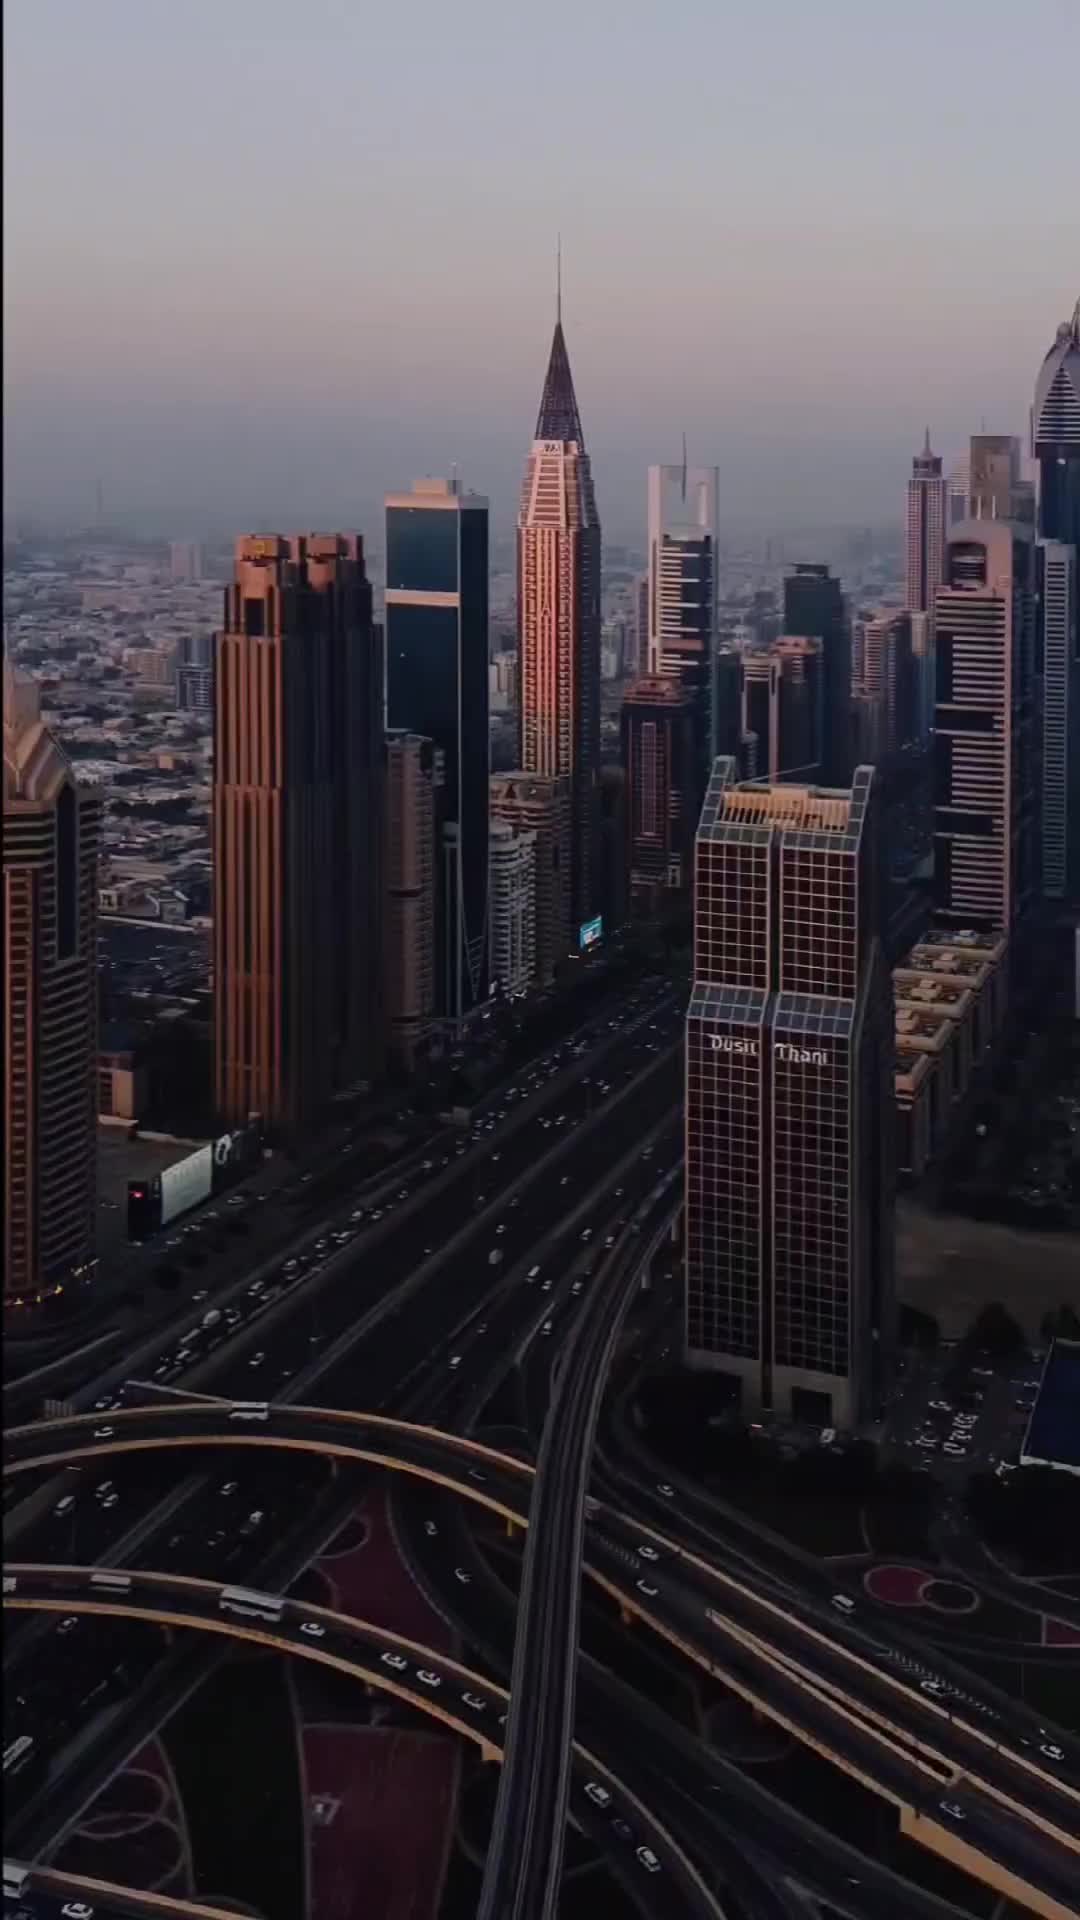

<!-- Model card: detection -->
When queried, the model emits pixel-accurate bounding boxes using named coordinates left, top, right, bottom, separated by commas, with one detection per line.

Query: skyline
left=4, top=0, right=1078, bottom=537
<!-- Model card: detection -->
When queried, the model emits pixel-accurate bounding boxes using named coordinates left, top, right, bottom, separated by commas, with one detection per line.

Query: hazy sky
left=4, top=0, right=1078, bottom=539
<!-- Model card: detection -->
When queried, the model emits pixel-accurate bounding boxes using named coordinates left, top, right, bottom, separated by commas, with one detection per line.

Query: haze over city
left=4, top=0, right=1077, bottom=537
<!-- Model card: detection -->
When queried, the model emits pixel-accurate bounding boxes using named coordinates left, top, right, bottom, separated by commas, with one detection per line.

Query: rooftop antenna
left=681, top=432, right=688, bottom=502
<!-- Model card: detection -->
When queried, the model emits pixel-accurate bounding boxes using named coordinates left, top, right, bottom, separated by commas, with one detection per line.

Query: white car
left=454, top=1568, right=471, bottom=1585
left=381, top=1651, right=408, bottom=1671
left=831, top=1595, right=855, bottom=1613
left=638, top=1545, right=659, bottom=1561
left=461, top=1692, right=487, bottom=1711
left=584, top=1781, right=611, bottom=1807
left=636, top=1580, right=658, bottom=1598
left=416, top=1669, right=441, bottom=1689
left=656, top=1484, right=675, bottom=1498
left=636, top=1847, right=662, bottom=1873
left=940, top=1800, right=965, bottom=1822
left=300, top=1621, right=325, bottom=1638
left=1041, top=1742, right=1065, bottom=1760
left=424, top=1521, right=438, bottom=1537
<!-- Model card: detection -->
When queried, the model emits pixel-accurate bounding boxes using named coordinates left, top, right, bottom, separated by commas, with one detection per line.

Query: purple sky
left=4, top=0, right=1078, bottom=538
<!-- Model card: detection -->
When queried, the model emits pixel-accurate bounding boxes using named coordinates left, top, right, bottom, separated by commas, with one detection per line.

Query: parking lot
left=881, top=1341, right=1047, bottom=1482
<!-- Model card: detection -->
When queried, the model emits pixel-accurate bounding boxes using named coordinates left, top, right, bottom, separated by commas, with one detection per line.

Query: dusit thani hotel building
left=685, top=760, right=894, bottom=1427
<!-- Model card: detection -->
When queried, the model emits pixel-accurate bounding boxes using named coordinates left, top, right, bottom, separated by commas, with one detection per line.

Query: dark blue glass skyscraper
left=385, top=479, right=489, bottom=1021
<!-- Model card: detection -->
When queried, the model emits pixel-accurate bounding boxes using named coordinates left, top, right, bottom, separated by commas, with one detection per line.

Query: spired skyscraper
left=1033, top=302, right=1080, bottom=904
left=518, top=285, right=601, bottom=932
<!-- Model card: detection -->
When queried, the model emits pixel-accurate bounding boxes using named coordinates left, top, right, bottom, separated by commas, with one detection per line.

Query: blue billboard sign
left=579, top=915, right=603, bottom=951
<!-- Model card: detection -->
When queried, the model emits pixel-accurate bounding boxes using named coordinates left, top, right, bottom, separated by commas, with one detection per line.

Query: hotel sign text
left=706, top=1034, right=829, bottom=1067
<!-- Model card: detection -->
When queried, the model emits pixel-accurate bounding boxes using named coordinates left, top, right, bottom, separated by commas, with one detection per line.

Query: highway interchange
left=4, top=973, right=1080, bottom=1920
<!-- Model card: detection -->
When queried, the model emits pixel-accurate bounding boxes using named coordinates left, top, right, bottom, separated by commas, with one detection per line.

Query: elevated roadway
left=3, top=1564, right=723, bottom=1920
left=7, top=1402, right=1079, bottom=1916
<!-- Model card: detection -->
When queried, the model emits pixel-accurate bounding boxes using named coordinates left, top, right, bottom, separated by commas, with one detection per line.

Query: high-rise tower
left=214, top=534, right=383, bottom=1135
left=518, top=286, right=601, bottom=932
left=1034, top=304, right=1080, bottom=904
left=905, top=430, right=947, bottom=617
left=385, top=478, right=489, bottom=1024
left=782, top=564, right=851, bottom=787
left=932, top=520, right=1037, bottom=930
left=621, top=675, right=699, bottom=912
left=4, top=668, right=101, bottom=1308
left=646, top=460, right=718, bottom=779
left=685, top=762, right=894, bottom=1427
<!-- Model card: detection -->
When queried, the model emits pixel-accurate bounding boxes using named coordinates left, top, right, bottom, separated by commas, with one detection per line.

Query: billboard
left=160, top=1143, right=214, bottom=1228
left=579, top=915, right=603, bottom=952
left=210, top=1119, right=263, bottom=1194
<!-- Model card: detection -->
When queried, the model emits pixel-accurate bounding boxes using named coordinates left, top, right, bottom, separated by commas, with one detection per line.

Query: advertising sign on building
left=159, top=1144, right=214, bottom=1227
left=579, top=915, right=603, bottom=952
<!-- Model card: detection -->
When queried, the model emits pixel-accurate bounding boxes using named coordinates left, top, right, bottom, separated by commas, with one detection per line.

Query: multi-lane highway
left=3, top=1564, right=723, bottom=1920
left=477, top=1174, right=681, bottom=1920
left=4, top=1001, right=685, bottom=1866
left=8, top=1387, right=1079, bottom=1916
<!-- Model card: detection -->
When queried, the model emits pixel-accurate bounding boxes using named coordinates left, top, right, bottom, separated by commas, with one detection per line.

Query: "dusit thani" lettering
left=705, top=1034, right=829, bottom=1067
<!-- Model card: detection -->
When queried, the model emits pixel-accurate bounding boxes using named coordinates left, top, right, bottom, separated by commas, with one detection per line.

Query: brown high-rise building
left=685, top=760, right=894, bottom=1428
left=4, top=667, right=101, bottom=1308
left=621, top=676, right=699, bottom=912
left=213, top=534, right=383, bottom=1135
left=489, top=771, right=572, bottom=983
left=518, top=295, right=601, bottom=930
left=383, top=731, right=436, bottom=1068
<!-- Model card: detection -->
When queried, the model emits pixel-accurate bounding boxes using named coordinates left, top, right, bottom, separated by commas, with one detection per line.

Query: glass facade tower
left=385, top=479, right=489, bottom=1022
left=685, top=761, right=894, bottom=1428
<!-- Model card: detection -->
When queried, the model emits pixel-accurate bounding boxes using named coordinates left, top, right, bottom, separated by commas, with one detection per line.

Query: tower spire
left=556, top=233, right=561, bottom=327
left=923, top=425, right=932, bottom=455
left=681, top=431, right=688, bottom=501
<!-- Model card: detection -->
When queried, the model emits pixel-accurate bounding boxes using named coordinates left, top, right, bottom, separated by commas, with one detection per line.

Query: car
left=495, top=1223, right=506, bottom=1236
left=940, top=1800, right=965, bottom=1821
left=636, top=1580, right=658, bottom=1598
left=527, top=1266, right=541, bottom=1282
left=541, top=1277, right=553, bottom=1292
left=929, top=1400, right=952, bottom=1412
left=300, top=1620, right=325, bottom=1638
left=94, top=1480, right=115, bottom=1500
left=477, top=1322, right=488, bottom=1334
left=571, top=1280, right=583, bottom=1296
left=580, top=1228, right=593, bottom=1242
left=657, top=1483, right=675, bottom=1498
left=638, top=1545, right=659, bottom=1561
left=54, top=1495, right=77, bottom=1517
left=636, top=1847, right=662, bottom=1874
left=381, top=1651, right=408, bottom=1671
left=58, top=1616, right=79, bottom=1634
left=416, top=1669, right=441, bottom=1688
left=461, top=1692, right=487, bottom=1711
left=831, top=1594, right=855, bottom=1612
left=943, top=1443, right=967, bottom=1456
left=584, top=1781, right=611, bottom=1807
left=93, top=1424, right=114, bottom=1438
left=424, top=1521, right=438, bottom=1537
left=220, top=1480, right=239, bottom=1497
left=920, top=1678, right=947, bottom=1695
left=1040, top=1742, right=1065, bottom=1760
left=249, top=1352, right=266, bottom=1367
left=61, top=1905, right=96, bottom=1919
left=449, top=1355, right=462, bottom=1370
left=454, top=1568, right=471, bottom=1585
left=541, top=1321, right=553, bottom=1336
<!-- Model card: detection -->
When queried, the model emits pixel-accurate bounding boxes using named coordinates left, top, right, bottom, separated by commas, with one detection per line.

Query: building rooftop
left=716, top=783, right=851, bottom=831
left=894, top=973, right=974, bottom=1016
left=1020, top=1340, right=1080, bottom=1477
left=896, top=1005, right=955, bottom=1047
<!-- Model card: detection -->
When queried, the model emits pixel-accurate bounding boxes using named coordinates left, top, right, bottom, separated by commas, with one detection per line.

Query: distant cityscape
left=4, top=301, right=1080, bottom=1429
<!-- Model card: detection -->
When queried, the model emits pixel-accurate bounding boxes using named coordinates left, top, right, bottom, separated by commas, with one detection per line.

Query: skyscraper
left=489, top=818, right=536, bottom=997
left=1033, top=304, right=1080, bottom=904
left=385, top=477, right=489, bottom=1023
left=383, top=732, right=436, bottom=1069
left=646, top=460, right=718, bottom=778
left=518, top=295, right=601, bottom=931
left=932, top=520, right=1037, bottom=930
left=4, top=667, right=101, bottom=1308
left=685, top=762, right=894, bottom=1427
left=969, top=434, right=1034, bottom=525
left=214, top=534, right=383, bottom=1134
left=738, top=637, right=824, bottom=783
left=489, top=771, right=571, bottom=985
left=782, top=563, right=851, bottom=787
left=905, top=430, right=947, bottom=617
left=1034, top=302, right=1080, bottom=550
left=621, top=676, right=698, bottom=912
